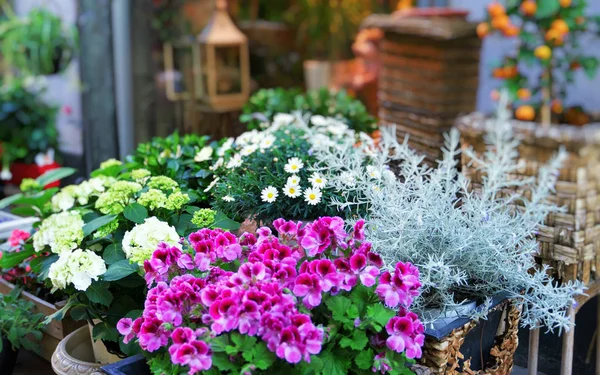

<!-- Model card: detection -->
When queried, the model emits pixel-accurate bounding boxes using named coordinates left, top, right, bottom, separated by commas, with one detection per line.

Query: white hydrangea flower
left=33, top=211, right=85, bottom=254
left=48, top=249, right=107, bottom=291
left=194, top=146, right=213, bottom=162
left=261, top=186, right=278, bottom=203
left=284, top=157, right=304, bottom=174
left=304, top=187, right=322, bottom=206
left=51, top=189, right=76, bottom=212
left=122, top=217, right=180, bottom=265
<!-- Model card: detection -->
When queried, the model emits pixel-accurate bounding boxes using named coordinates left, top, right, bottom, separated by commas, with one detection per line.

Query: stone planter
left=50, top=326, right=103, bottom=375
left=0, top=279, right=85, bottom=362
left=419, top=295, right=520, bottom=375
left=458, top=113, right=600, bottom=284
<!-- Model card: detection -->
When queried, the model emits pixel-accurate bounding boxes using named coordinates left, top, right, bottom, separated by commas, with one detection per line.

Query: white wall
left=450, top=0, right=600, bottom=113
left=14, top=0, right=83, bottom=157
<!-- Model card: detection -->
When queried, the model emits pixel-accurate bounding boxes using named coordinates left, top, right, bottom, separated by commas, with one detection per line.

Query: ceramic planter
left=0, top=337, right=19, bottom=375
left=50, top=326, right=103, bottom=375
left=419, top=294, right=520, bottom=374
left=0, top=279, right=85, bottom=362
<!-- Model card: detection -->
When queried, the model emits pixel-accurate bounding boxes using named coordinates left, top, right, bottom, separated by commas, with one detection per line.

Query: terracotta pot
left=393, top=7, right=469, bottom=19
left=51, top=326, right=104, bottom=375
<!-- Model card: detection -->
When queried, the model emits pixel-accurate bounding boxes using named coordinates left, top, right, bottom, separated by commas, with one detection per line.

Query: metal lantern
left=193, top=0, right=250, bottom=111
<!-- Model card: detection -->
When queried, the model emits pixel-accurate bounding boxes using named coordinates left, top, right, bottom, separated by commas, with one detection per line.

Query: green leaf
left=319, top=348, right=351, bottom=375
left=355, top=349, right=375, bottom=370
left=349, top=285, right=370, bottom=315
left=70, top=306, right=89, bottom=321
left=212, top=352, right=238, bottom=372
left=0, top=193, right=24, bottom=210
left=367, top=304, right=396, bottom=332
left=119, top=338, right=142, bottom=357
left=536, top=0, right=560, bottom=19
left=250, top=342, right=275, bottom=370
left=44, top=295, right=80, bottom=324
left=212, top=211, right=241, bottom=231
left=102, top=259, right=137, bottom=281
left=0, top=246, right=34, bottom=269
left=29, top=254, right=58, bottom=279
left=123, top=203, right=148, bottom=224
left=83, top=214, right=118, bottom=237
left=103, top=243, right=126, bottom=265
left=581, top=57, right=599, bottom=79
left=35, top=167, right=76, bottom=186
left=325, top=295, right=353, bottom=323
left=340, top=330, right=369, bottom=350
left=231, top=332, right=257, bottom=352
left=85, top=281, right=113, bottom=306
left=92, top=320, right=119, bottom=342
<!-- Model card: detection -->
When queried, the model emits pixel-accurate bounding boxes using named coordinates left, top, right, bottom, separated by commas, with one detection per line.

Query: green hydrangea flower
left=100, top=158, right=123, bottom=169
left=20, top=178, right=42, bottom=193
left=191, top=208, right=216, bottom=228
left=165, top=190, right=190, bottom=210
left=111, top=181, right=143, bottom=194
left=93, top=219, right=119, bottom=239
left=147, top=176, right=179, bottom=192
left=33, top=211, right=85, bottom=254
left=131, top=168, right=151, bottom=181
left=95, top=190, right=132, bottom=214
left=138, top=189, right=168, bottom=211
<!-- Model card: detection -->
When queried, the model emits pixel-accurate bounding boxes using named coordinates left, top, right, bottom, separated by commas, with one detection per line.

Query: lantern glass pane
left=215, top=46, right=242, bottom=95
left=170, top=45, right=194, bottom=95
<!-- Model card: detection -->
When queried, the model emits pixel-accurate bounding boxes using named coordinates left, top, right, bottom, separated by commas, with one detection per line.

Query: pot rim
left=52, top=325, right=99, bottom=367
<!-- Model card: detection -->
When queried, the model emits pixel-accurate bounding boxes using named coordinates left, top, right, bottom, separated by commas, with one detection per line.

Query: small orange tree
left=479, top=0, right=600, bottom=126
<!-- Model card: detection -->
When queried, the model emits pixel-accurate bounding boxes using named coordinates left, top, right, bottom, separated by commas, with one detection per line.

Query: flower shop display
left=478, top=0, right=600, bottom=125
left=211, top=114, right=368, bottom=224
left=361, top=9, right=481, bottom=166
left=240, top=87, right=377, bottom=133
left=0, top=7, right=77, bottom=75
left=115, top=216, right=424, bottom=374
left=0, top=78, right=60, bottom=184
left=128, top=133, right=231, bottom=205
left=313, top=105, right=584, bottom=373
left=0, top=286, right=46, bottom=375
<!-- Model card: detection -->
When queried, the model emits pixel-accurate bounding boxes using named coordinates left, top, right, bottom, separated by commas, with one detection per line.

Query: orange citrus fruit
left=534, top=45, right=552, bottom=60
left=551, top=19, right=569, bottom=34
left=517, top=88, right=531, bottom=100
left=545, top=29, right=562, bottom=42
left=477, top=23, right=490, bottom=38
left=503, top=25, right=520, bottom=37
left=520, top=1, right=537, bottom=16
left=560, top=0, right=572, bottom=7
left=492, top=14, right=510, bottom=30
left=551, top=100, right=563, bottom=114
left=488, top=2, right=505, bottom=17
left=515, top=105, right=536, bottom=121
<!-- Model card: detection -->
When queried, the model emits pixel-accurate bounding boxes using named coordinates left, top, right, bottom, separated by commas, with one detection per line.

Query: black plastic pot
left=0, top=337, right=19, bottom=375
left=425, top=293, right=511, bottom=371
left=102, top=354, right=150, bottom=375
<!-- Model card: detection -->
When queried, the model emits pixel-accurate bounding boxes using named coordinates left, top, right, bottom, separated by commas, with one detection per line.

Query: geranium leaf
left=251, top=342, right=275, bottom=370
left=355, top=349, right=375, bottom=370
left=83, top=214, right=117, bottom=237
left=319, top=348, right=351, bottom=375
left=102, top=259, right=137, bottom=281
left=340, top=330, right=369, bottom=351
left=367, top=304, right=396, bottom=332
left=123, top=203, right=147, bottom=224
left=325, top=295, right=352, bottom=323
left=85, top=281, right=113, bottom=306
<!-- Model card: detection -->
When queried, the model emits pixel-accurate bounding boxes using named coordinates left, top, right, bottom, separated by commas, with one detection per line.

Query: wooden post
left=528, top=328, right=540, bottom=375
left=561, top=306, right=576, bottom=375
left=78, top=0, right=119, bottom=173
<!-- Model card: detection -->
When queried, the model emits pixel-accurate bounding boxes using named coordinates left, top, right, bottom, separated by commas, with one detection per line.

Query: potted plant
left=0, top=287, right=46, bottom=375
left=0, top=7, right=77, bottom=75
left=0, top=78, right=60, bottom=186
left=467, top=0, right=600, bottom=284
left=109, top=216, right=424, bottom=374
left=312, top=104, right=583, bottom=373
left=240, top=87, right=377, bottom=133
left=211, top=113, right=368, bottom=225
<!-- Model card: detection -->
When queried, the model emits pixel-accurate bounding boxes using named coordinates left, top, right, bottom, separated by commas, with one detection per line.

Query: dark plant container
left=0, top=337, right=19, bottom=375
left=101, top=354, right=150, bottom=375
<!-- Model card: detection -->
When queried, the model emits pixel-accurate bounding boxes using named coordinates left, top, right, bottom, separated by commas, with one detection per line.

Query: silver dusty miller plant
left=312, top=100, right=584, bottom=332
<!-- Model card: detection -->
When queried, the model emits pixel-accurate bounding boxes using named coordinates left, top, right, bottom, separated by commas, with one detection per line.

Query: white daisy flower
left=304, top=187, right=322, bottom=206
left=366, top=165, right=381, bottom=179
left=260, top=135, right=276, bottom=150
left=372, top=185, right=382, bottom=193
left=308, top=173, right=327, bottom=188
left=284, top=157, right=304, bottom=174
left=261, top=186, right=278, bottom=203
left=217, top=138, right=234, bottom=156
left=310, top=115, right=328, bottom=127
left=226, top=154, right=243, bottom=169
left=204, top=177, right=220, bottom=192
left=210, top=157, right=224, bottom=171
left=194, top=146, right=213, bottom=162
left=240, top=144, right=258, bottom=156
left=222, top=195, right=235, bottom=202
left=287, top=175, right=301, bottom=186
left=283, top=183, right=302, bottom=198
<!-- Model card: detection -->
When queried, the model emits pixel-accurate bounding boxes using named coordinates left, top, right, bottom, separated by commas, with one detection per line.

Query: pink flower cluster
left=118, top=217, right=425, bottom=374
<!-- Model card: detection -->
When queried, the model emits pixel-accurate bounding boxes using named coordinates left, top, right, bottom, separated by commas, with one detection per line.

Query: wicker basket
left=419, top=300, right=521, bottom=375
left=362, top=12, right=481, bottom=165
left=457, top=112, right=600, bottom=284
